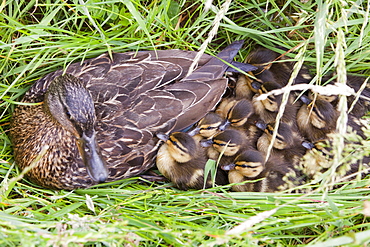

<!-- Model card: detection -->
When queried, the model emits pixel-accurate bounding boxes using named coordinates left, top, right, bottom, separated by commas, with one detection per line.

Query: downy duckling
left=187, top=112, right=224, bottom=139
left=215, top=98, right=261, bottom=148
left=297, top=95, right=339, bottom=142
left=205, top=129, right=250, bottom=166
left=218, top=99, right=255, bottom=129
left=300, top=137, right=370, bottom=182
left=246, top=47, right=313, bottom=87
left=299, top=140, right=333, bottom=179
left=222, top=150, right=304, bottom=192
left=234, top=74, right=262, bottom=100
left=309, top=75, right=370, bottom=118
left=221, top=149, right=265, bottom=192
left=156, top=132, right=228, bottom=190
left=252, top=81, right=299, bottom=128
left=256, top=121, right=306, bottom=165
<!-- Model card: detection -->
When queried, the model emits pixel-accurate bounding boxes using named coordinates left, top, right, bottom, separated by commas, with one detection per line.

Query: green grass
left=1, top=0, right=370, bottom=246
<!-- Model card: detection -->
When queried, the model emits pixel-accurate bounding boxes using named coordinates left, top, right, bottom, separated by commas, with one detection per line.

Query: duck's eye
left=206, top=126, right=215, bottom=130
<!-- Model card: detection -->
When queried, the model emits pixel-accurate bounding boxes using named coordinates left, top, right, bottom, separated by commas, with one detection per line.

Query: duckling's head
left=188, top=112, right=223, bottom=138
left=223, top=99, right=254, bottom=128
left=258, top=81, right=282, bottom=112
left=222, top=150, right=265, bottom=178
left=257, top=121, right=294, bottom=150
left=158, top=132, right=198, bottom=163
left=211, top=129, right=245, bottom=156
left=300, top=95, right=337, bottom=129
left=45, top=74, right=108, bottom=183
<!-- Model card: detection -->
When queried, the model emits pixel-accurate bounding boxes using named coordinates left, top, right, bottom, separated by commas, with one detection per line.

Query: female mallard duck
left=10, top=41, right=254, bottom=190
left=156, top=132, right=228, bottom=190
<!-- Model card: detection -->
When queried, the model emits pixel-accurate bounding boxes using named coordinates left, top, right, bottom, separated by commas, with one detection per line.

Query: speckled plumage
left=11, top=41, right=248, bottom=189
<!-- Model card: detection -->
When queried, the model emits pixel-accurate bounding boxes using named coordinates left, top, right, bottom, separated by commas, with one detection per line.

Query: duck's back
left=14, top=44, right=243, bottom=187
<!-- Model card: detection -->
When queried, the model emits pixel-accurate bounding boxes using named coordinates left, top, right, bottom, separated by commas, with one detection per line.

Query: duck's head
left=157, top=132, right=197, bottom=163
left=188, top=112, right=223, bottom=138
left=211, top=129, right=245, bottom=156
left=302, top=140, right=333, bottom=158
left=256, top=121, right=294, bottom=150
left=257, top=81, right=282, bottom=112
left=220, top=99, right=254, bottom=130
left=300, top=95, right=337, bottom=129
left=45, top=74, right=108, bottom=183
left=221, top=150, right=265, bottom=178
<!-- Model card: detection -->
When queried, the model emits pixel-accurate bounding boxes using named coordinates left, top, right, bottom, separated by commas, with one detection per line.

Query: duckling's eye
left=204, top=126, right=216, bottom=130
left=239, top=164, right=249, bottom=168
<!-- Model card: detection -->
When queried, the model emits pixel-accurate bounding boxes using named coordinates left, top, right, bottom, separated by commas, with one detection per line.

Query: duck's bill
left=78, top=132, right=109, bottom=183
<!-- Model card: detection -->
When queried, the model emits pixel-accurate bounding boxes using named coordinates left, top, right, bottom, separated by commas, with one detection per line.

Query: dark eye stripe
left=313, top=107, right=325, bottom=120
left=169, top=137, right=187, bottom=153
left=201, top=126, right=217, bottom=130
left=214, top=142, right=237, bottom=147
left=235, top=164, right=259, bottom=168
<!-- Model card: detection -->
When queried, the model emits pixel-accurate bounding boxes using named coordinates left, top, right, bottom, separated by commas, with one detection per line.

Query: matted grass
left=1, top=0, right=370, bottom=246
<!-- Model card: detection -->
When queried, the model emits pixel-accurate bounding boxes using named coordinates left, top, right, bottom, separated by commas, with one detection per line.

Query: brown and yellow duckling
left=187, top=112, right=224, bottom=139
left=300, top=137, right=370, bottom=181
left=297, top=95, right=339, bottom=142
left=246, top=47, right=312, bottom=87
left=222, top=150, right=304, bottom=192
left=156, top=132, right=228, bottom=190
left=10, top=41, right=252, bottom=189
left=218, top=99, right=255, bottom=129
left=205, top=129, right=250, bottom=167
left=256, top=121, right=306, bottom=165
left=309, top=74, right=370, bottom=118
left=252, top=81, right=300, bottom=128
left=221, top=150, right=265, bottom=192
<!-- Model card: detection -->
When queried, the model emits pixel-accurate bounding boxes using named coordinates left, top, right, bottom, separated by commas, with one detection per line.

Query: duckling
left=11, top=41, right=249, bottom=189
left=234, top=74, right=261, bottom=100
left=205, top=129, right=250, bottom=167
left=218, top=99, right=255, bottom=129
left=187, top=112, right=224, bottom=139
left=300, top=139, right=370, bottom=183
left=217, top=99, right=262, bottom=146
left=222, top=150, right=304, bottom=192
left=156, top=132, right=228, bottom=190
left=297, top=95, right=339, bottom=142
left=221, top=149, right=265, bottom=192
left=309, top=74, right=370, bottom=118
left=299, top=140, right=333, bottom=179
left=256, top=121, right=306, bottom=165
left=252, top=81, right=299, bottom=128
left=246, top=47, right=313, bottom=87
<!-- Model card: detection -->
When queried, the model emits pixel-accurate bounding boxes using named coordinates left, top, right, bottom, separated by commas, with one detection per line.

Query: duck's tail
left=181, top=40, right=256, bottom=82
